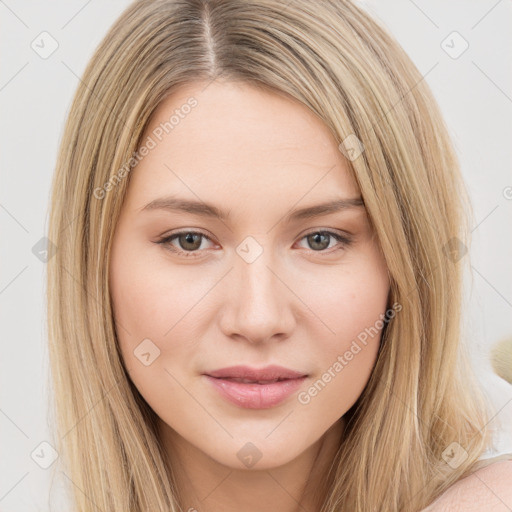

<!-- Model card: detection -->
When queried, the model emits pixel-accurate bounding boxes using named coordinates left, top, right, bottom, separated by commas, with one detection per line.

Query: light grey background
left=1, top=1, right=511, bottom=510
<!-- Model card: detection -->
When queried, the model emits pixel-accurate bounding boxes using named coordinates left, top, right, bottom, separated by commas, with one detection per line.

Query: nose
left=218, top=249, right=296, bottom=345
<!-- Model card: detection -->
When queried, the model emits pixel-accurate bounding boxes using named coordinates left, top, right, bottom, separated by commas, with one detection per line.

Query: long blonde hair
left=46, top=0, right=493, bottom=510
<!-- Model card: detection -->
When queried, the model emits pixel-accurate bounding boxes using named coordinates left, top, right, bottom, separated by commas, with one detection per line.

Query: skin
left=109, top=79, right=391, bottom=511
left=425, top=460, right=512, bottom=511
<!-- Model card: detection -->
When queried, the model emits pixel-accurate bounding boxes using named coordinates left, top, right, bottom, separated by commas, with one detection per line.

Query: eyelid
left=157, top=227, right=215, bottom=241
left=299, top=227, right=352, bottom=241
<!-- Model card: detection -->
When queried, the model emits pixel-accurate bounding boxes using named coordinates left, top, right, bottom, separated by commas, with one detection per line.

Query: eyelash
left=155, top=229, right=353, bottom=258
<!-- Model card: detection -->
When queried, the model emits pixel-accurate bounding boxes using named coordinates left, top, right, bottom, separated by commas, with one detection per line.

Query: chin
left=202, top=433, right=312, bottom=471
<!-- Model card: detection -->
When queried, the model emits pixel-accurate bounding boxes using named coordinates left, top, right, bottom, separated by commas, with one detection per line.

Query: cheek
left=296, top=250, right=389, bottom=405
left=110, top=238, right=206, bottom=340
left=300, top=249, right=389, bottom=348
left=109, top=244, right=207, bottom=417
left=109, top=239, right=203, bottom=376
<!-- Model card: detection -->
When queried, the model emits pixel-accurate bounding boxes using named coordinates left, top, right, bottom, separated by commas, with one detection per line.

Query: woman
left=46, top=0, right=512, bottom=510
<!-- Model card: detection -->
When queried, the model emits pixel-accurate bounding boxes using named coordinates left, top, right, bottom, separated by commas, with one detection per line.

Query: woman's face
left=109, top=80, right=390, bottom=470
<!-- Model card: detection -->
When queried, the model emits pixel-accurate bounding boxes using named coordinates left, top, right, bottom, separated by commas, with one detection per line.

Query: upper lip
left=204, top=365, right=308, bottom=382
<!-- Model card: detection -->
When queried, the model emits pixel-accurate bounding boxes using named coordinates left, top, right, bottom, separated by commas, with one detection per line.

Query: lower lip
left=204, top=375, right=307, bottom=409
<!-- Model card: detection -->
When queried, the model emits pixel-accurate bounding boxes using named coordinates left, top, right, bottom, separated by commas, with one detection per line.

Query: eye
left=295, top=230, right=353, bottom=254
left=156, top=230, right=215, bottom=258
left=155, top=229, right=353, bottom=258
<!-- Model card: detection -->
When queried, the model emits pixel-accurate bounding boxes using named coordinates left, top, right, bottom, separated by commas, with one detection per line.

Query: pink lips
left=203, top=365, right=308, bottom=409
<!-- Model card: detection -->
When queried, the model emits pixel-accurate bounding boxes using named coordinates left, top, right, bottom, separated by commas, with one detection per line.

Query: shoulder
left=423, top=459, right=512, bottom=511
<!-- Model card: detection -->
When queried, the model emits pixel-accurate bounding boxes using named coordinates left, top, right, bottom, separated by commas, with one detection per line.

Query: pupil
left=309, top=233, right=329, bottom=250
left=181, top=233, right=201, bottom=250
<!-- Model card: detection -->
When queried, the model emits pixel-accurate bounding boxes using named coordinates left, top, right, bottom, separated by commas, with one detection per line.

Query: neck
left=158, top=418, right=345, bottom=512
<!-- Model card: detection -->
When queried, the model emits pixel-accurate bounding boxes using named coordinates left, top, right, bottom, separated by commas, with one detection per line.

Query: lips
left=203, top=365, right=308, bottom=409
left=220, top=377, right=287, bottom=384
left=205, top=365, right=307, bottom=382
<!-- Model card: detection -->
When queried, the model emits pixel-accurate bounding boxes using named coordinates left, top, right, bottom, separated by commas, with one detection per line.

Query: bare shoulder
left=423, top=460, right=512, bottom=511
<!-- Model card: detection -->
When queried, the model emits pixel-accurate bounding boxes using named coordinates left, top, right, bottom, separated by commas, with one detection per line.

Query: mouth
left=214, top=377, right=293, bottom=384
left=205, top=364, right=307, bottom=381
left=203, top=365, right=308, bottom=409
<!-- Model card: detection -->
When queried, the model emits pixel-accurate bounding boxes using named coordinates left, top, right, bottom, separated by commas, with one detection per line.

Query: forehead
left=125, top=80, right=360, bottom=208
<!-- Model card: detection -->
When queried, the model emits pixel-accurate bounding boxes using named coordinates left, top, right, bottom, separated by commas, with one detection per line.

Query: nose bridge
left=223, top=237, right=294, bottom=343
left=240, top=253, right=278, bottom=308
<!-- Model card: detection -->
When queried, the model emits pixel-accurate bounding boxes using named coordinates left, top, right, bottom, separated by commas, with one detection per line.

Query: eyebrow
left=139, top=195, right=365, bottom=222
